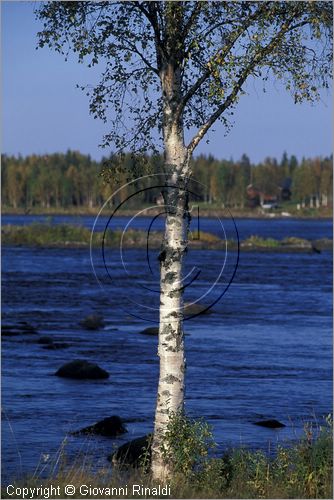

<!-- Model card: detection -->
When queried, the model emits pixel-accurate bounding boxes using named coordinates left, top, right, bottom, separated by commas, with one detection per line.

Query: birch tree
left=36, top=1, right=332, bottom=480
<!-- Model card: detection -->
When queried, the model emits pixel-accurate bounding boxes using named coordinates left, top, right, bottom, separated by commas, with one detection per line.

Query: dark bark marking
left=159, top=408, right=170, bottom=415
left=163, top=271, right=177, bottom=284
left=161, top=323, right=175, bottom=337
left=168, top=289, right=181, bottom=299
left=163, top=374, right=179, bottom=384
left=158, top=249, right=167, bottom=262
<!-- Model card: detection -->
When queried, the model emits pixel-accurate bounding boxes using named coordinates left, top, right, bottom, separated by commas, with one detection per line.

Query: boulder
left=19, top=321, right=38, bottom=333
left=55, top=360, right=109, bottom=380
left=38, top=336, right=70, bottom=349
left=2, top=322, right=38, bottom=336
left=253, top=419, right=285, bottom=429
left=312, top=238, right=332, bottom=251
left=139, top=327, right=159, bottom=336
left=43, top=342, right=70, bottom=350
left=80, top=315, right=105, bottom=330
left=184, top=302, right=212, bottom=316
left=72, top=416, right=127, bottom=437
left=2, top=326, right=21, bottom=337
left=38, top=336, right=54, bottom=345
left=109, top=434, right=152, bottom=467
left=311, top=244, right=321, bottom=254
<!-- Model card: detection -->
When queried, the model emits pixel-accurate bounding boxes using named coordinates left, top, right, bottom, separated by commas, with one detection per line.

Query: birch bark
left=151, top=58, right=191, bottom=479
left=151, top=143, right=190, bottom=480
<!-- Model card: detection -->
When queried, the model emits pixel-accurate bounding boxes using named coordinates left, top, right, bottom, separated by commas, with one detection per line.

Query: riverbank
left=2, top=419, right=332, bottom=499
left=2, top=205, right=332, bottom=219
left=1, top=224, right=332, bottom=251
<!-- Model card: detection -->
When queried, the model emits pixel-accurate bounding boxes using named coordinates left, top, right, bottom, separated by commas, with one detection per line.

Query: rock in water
left=311, top=244, right=321, bottom=254
left=109, top=434, right=152, bottom=467
left=184, top=302, right=212, bottom=316
left=139, top=327, right=159, bottom=336
left=43, top=342, right=70, bottom=350
left=253, top=419, right=286, bottom=429
left=37, top=336, right=70, bottom=349
left=80, top=315, right=105, bottom=330
left=38, top=336, right=54, bottom=345
left=55, top=360, right=109, bottom=380
left=2, top=322, right=38, bottom=336
left=72, top=416, right=127, bottom=437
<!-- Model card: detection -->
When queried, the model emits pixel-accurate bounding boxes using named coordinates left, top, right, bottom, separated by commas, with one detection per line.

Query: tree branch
left=135, top=1, right=167, bottom=67
left=177, top=3, right=271, bottom=118
left=181, top=3, right=203, bottom=42
left=187, top=18, right=308, bottom=154
left=124, top=41, right=159, bottom=75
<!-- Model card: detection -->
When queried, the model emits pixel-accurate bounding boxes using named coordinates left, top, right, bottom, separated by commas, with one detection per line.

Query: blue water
left=1, top=218, right=332, bottom=483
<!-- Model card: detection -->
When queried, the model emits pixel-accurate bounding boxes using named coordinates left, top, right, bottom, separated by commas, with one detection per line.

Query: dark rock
left=72, top=416, right=127, bottom=437
left=2, top=326, right=20, bottom=337
left=80, top=315, right=105, bottom=330
left=139, top=327, right=159, bottom=336
left=38, top=336, right=70, bottom=349
left=109, top=434, right=152, bottom=467
left=19, top=321, right=38, bottom=333
left=312, top=238, right=332, bottom=251
left=38, top=336, right=54, bottom=345
left=184, top=302, right=212, bottom=316
left=55, top=360, right=109, bottom=380
left=253, top=419, right=286, bottom=429
left=2, top=322, right=38, bottom=336
left=311, top=245, right=321, bottom=254
left=43, top=342, right=70, bottom=350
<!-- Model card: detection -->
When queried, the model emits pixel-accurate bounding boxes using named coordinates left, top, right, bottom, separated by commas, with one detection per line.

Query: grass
left=1, top=223, right=221, bottom=248
left=2, top=223, right=331, bottom=251
left=2, top=417, right=332, bottom=499
left=242, top=235, right=280, bottom=248
left=281, top=236, right=313, bottom=247
left=1, top=223, right=158, bottom=248
left=1, top=223, right=92, bottom=247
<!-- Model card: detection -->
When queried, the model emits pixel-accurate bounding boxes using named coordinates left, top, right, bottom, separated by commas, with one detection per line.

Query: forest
left=1, top=151, right=332, bottom=211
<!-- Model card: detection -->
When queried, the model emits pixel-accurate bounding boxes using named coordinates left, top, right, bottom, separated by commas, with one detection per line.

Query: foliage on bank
left=0, top=224, right=218, bottom=248
left=2, top=414, right=332, bottom=499
left=1, top=151, right=333, bottom=211
left=2, top=223, right=331, bottom=252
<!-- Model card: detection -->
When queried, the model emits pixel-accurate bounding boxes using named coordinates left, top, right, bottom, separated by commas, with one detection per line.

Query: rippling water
left=1, top=218, right=332, bottom=482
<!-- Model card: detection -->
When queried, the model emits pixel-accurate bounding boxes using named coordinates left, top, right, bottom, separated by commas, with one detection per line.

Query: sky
left=2, top=1, right=333, bottom=164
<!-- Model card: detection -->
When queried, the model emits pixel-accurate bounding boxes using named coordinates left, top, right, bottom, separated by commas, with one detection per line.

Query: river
left=1, top=216, right=332, bottom=482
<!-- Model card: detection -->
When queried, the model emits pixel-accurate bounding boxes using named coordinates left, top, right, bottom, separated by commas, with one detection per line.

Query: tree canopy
left=36, top=1, right=332, bottom=157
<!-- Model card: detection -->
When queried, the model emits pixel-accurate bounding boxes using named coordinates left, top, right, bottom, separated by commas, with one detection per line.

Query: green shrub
left=160, top=411, right=216, bottom=477
left=243, top=235, right=279, bottom=247
left=1, top=417, right=332, bottom=498
left=281, top=236, right=310, bottom=246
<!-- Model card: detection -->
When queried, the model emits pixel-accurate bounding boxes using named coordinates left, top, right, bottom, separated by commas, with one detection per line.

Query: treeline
left=1, top=151, right=332, bottom=210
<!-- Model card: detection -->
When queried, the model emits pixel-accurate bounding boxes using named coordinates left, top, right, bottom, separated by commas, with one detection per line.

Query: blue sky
left=2, top=1, right=332, bottom=163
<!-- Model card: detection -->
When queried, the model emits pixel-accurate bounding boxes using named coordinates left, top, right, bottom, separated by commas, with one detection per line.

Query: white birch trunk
left=151, top=112, right=190, bottom=479
left=151, top=210, right=186, bottom=480
left=321, top=193, right=328, bottom=207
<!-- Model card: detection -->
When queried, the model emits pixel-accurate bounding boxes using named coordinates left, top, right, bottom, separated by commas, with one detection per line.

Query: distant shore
left=1, top=205, right=332, bottom=219
left=2, top=224, right=332, bottom=252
